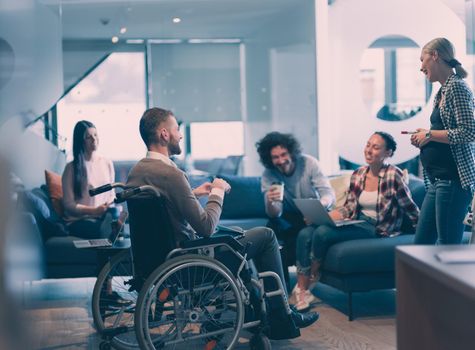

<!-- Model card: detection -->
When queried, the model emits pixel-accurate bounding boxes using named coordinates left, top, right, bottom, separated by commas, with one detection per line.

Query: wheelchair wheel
left=135, top=254, right=244, bottom=350
left=250, top=334, right=271, bottom=350
left=92, top=249, right=139, bottom=349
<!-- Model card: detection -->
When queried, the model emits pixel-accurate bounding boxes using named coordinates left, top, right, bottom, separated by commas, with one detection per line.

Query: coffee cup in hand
left=270, top=182, right=285, bottom=202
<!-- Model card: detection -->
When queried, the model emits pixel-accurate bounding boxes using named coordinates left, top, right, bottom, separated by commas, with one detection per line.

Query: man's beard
left=276, top=162, right=291, bottom=175
left=168, top=142, right=182, bottom=156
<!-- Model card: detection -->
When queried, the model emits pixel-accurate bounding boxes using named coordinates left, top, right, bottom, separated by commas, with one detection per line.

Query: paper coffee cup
left=270, top=182, right=284, bottom=201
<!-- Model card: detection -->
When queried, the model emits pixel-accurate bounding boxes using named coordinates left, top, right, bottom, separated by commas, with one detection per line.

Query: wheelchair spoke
left=92, top=250, right=139, bottom=348
left=139, top=258, right=244, bottom=350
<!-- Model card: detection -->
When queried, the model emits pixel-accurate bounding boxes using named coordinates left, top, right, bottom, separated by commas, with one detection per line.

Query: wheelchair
left=90, top=182, right=299, bottom=349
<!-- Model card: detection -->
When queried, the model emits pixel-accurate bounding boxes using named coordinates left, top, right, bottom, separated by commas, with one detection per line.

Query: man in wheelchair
left=126, top=107, right=319, bottom=340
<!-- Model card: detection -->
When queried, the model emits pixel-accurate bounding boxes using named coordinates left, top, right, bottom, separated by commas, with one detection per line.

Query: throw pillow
left=329, top=173, right=352, bottom=208
left=45, top=170, right=64, bottom=217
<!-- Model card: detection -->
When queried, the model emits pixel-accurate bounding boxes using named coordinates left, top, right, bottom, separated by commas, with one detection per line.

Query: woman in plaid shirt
left=411, top=38, right=474, bottom=245
left=292, top=132, right=419, bottom=311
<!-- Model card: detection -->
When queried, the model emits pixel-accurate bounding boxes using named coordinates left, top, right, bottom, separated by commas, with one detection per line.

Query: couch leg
left=348, top=292, right=354, bottom=321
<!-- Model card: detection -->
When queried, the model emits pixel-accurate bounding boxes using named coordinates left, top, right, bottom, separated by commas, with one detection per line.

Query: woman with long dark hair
left=62, top=120, right=116, bottom=238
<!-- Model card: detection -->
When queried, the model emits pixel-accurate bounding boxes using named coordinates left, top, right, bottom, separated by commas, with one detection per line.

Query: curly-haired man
left=256, top=132, right=335, bottom=310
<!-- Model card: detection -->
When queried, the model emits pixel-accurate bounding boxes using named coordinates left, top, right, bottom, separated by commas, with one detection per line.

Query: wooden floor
left=22, top=278, right=396, bottom=350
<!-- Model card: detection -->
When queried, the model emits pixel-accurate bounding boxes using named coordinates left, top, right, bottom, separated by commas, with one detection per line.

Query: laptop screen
left=108, top=211, right=128, bottom=243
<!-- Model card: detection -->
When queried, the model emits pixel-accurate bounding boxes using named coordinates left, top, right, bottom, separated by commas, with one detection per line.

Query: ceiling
left=42, top=0, right=468, bottom=43
left=43, top=0, right=312, bottom=40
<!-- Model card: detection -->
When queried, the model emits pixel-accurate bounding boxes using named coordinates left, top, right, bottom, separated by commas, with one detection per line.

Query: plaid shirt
left=337, top=165, right=419, bottom=237
left=432, top=73, right=475, bottom=191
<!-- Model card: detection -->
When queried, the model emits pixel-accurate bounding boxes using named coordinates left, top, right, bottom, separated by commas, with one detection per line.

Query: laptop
left=73, top=211, right=128, bottom=249
left=293, top=198, right=365, bottom=227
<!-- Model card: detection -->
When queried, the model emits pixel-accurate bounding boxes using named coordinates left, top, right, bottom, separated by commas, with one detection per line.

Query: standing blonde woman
left=411, top=37, right=475, bottom=244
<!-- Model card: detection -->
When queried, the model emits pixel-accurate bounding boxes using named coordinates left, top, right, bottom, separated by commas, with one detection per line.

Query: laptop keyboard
left=88, top=239, right=111, bottom=247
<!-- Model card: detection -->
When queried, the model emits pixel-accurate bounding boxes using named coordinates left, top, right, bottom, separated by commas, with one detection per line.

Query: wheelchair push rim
left=92, top=249, right=139, bottom=349
left=135, top=255, right=244, bottom=350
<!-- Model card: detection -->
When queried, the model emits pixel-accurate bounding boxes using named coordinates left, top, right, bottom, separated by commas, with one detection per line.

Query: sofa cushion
left=219, top=175, right=266, bottom=219
left=329, top=174, right=352, bottom=208
left=407, top=174, right=425, bottom=208
left=21, top=189, right=68, bottom=241
left=44, top=235, right=98, bottom=265
left=323, top=234, right=415, bottom=274
left=45, top=169, right=65, bottom=217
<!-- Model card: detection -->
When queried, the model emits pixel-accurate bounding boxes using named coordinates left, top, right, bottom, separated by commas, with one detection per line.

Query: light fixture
left=172, top=17, right=181, bottom=23
left=188, top=38, right=242, bottom=44
left=126, top=39, right=144, bottom=44
left=148, top=39, right=183, bottom=44
left=111, top=36, right=119, bottom=43
left=120, top=27, right=127, bottom=34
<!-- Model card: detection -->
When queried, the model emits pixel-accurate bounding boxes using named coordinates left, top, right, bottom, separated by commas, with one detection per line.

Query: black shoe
left=290, top=308, right=319, bottom=329
left=266, top=308, right=300, bottom=340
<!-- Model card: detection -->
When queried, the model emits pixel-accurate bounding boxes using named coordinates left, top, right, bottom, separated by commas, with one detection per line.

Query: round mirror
left=360, top=35, right=431, bottom=121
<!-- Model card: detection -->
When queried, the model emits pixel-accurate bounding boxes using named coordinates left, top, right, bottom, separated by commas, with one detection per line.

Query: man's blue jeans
left=414, top=179, right=472, bottom=245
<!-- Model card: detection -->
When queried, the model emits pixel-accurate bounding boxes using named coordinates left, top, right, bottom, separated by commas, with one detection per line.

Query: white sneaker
left=304, top=289, right=319, bottom=306
left=291, top=285, right=318, bottom=312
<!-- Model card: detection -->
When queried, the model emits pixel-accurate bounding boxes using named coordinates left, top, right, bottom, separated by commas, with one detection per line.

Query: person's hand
left=266, top=186, right=283, bottom=202
left=94, top=203, right=109, bottom=217
left=212, top=178, right=231, bottom=193
left=410, top=128, right=431, bottom=148
left=192, top=182, right=212, bottom=197
left=329, top=209, right=343, bottom=221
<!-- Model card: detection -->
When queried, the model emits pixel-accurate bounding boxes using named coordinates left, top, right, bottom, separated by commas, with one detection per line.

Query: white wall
left=243, top=0, right=317, bottom=175
left=0, top=0, right=65, bottom=187
left=0, top=1, right=63, bottom=123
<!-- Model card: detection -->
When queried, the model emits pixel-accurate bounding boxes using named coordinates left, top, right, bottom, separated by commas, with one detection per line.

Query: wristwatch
left=425, top=130, right=432, bottom=140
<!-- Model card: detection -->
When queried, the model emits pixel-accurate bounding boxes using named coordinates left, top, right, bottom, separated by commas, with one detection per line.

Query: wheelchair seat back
left=126, top=196, right=177, bottom=284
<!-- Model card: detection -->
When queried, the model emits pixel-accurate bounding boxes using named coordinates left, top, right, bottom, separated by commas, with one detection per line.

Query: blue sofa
left=21, top=186, right=100, bottom=279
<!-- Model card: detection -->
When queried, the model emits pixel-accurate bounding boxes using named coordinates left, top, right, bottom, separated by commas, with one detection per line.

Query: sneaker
left=291, top=285, right=309, bottom=311
left=291, top=285, right=319, bottom=312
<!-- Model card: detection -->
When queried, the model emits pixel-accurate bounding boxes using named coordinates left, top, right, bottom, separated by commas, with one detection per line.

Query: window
left=57, top=52, right=146, bottom=161
left=189, top=121, right=243, bottom=159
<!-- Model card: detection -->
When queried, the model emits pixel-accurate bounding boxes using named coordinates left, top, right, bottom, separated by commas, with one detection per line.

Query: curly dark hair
left=374, top=131, right=397, bottom=156
left=255, top=132, right=302, bottom=169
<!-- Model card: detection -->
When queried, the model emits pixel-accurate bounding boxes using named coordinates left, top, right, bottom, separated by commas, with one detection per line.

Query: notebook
left=73, top=211, right=128, bottom=249
left=293, top=198, right=365, bottom=227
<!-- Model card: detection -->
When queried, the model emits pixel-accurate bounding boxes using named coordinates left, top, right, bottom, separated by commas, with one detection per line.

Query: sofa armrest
left=7, top=212, right=45, bottom=281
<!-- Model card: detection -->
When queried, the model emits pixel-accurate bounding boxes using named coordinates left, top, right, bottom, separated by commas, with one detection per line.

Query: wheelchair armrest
left=180, top=235, right=245, bottom=253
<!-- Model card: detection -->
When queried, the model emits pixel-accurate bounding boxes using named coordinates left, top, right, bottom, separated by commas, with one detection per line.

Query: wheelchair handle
left=115, top=185, right=161, bottom=203
left=89, top=182, right=125, bottom=197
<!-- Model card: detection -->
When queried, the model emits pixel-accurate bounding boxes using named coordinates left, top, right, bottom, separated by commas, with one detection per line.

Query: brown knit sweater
left=127, top=158, right=223, bottom=243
